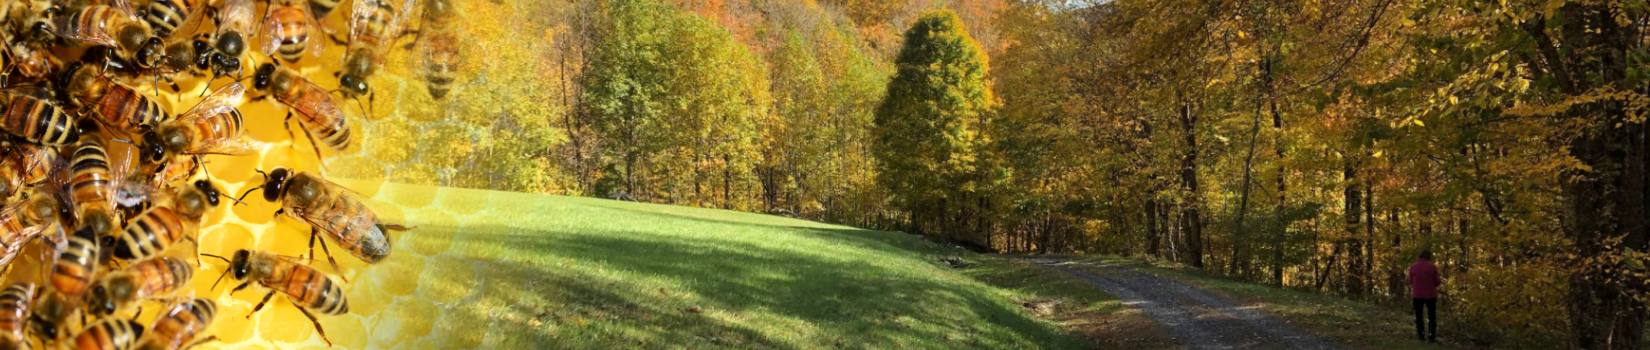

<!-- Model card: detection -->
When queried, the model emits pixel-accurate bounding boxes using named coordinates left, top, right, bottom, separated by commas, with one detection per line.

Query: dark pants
left=1413, top=298, right=1437, bottom=341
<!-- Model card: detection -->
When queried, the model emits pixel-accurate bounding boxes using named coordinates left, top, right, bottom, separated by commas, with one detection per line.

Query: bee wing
left=178, top=83, right=244, bottom=122
left=50, top=6, right=121, bottom=47
left=279, top=75, right=345, bottom=130
left=187, top=137, right=260, bottom=156
left=213, top=0, right=256, bottom=36
left=306, top=1, right=326, bottom=58
left=294, top=177, right=400, bottom=258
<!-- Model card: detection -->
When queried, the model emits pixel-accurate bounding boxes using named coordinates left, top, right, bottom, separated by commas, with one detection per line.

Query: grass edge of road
left=955, top=254, right=1183, bottom=350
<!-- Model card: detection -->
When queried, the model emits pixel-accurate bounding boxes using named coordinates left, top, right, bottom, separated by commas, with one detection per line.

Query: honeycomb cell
left=346, top=279, right=394, bottom=318
left=258, top=138, right=325, bottom=173
left=256, top=221, right=316, bottom=258
left=229, top=191, right=282, bottom=226
left=447, top=166, right=492, bottom=192
left=210, top=302, right=257, bottom=344
left=410, top=339, right=444, bottom=350
left=448, top=226, right=505, bottom=263
left=418, top=256, right=477, bottom=303
left=317, top=314, right=370, bottom=349
left=430, top=304, right=488, bottom=349
left=438, top=185, right=489, bottom=216
left=366, top=252, right=426, bottom=296
left=368, top=297, right=440, bottom=349
left=368, top=119, right=418, bottom=164
left=254, top=298, right=316, bottom=344
left=205, top=151, right=264, bottom=186
left=199, top=223, right=256, bottom=258
left=327, top=155, right=388, bottom=185
left=390, top=161, right=441, bottom=189
left=416, top=124, right=474, bottom=169
left=401, top=216, right=457, bottom=256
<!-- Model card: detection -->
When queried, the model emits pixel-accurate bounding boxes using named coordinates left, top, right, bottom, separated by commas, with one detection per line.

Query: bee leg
left=181, top=335, right=219, bottom=350
left=247, top=291, right=276, bottom=318
left=283, top=111, right=299, bottom=149
left=300, top=125, right=329, bottom=174
left=298, top=307, right=334, bottom=347
left=312, top=228, right=347, bottom=282
left=231, top=281, right=252, bottom=293
left=133, top=306, right=142, bottom=319
left=330, top=33, right=348, bottom=46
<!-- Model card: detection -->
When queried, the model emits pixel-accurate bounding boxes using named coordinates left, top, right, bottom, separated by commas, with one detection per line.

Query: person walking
left=1408, top=249, right=1441, bottom=342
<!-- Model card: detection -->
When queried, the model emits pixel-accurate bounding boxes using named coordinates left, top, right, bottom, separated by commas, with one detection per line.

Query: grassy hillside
left=342, top=185, right=1092, bottom=349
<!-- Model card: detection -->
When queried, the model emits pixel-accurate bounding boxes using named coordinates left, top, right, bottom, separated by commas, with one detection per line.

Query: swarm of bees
left=0, top=0, right=457, bottom=346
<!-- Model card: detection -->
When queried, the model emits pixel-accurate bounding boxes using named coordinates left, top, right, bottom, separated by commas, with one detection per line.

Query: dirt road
left=1030, top=258, right=1345, bottom=350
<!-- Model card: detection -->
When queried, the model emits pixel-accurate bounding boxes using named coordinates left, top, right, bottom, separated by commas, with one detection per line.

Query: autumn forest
left=477, top=0, right=1650, bottom=348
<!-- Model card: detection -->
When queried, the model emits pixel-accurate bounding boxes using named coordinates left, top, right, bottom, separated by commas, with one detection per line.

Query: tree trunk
left=1146, top=195, right=1161, bottom=257
left=1179, top=101, right=1204, bottom=268
left=1344, top=160, right=1365, bottom=297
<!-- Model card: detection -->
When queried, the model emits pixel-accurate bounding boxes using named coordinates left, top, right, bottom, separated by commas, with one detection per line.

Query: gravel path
left=1029, top=258, right=1346, bottom=350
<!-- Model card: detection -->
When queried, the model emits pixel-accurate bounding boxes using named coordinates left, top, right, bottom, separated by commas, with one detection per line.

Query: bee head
left=254, top=63, right=276, bottom=91
left=231, top=249, right=252, bottom=281
left=262, top=167, right=289, bottom=202
left=155, top=123, right=190, bottom=156
left=21, top=196, right=55, bottom=226
left=192, top=39, right=213, bottom=70
left=88, top=274, right=135, bottom=316
left=139, top=127, right=168, bottom=164
left=339, top=73, right=368, bottom=96
left=211, top=52, right=240, bottom=80
left=195, top=179, right=222, bottom=207
left=138, top=37, right=166, bottom=68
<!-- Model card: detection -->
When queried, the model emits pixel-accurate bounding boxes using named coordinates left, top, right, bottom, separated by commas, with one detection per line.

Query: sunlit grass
left=394, top=189, right=1090, bottom=349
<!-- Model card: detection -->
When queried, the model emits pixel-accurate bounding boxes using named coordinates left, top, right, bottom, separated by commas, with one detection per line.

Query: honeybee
left=0, top=196, right=62, bottom=272
left=58, top=62, right=171, bottom=143
left=133, top=298, right=215, bottom=350
left=240, top=167, right=407, bottom=270
left=307, top=0, right=337, bottom=30
left=203, top=250, right=345, bottom=346
left=0, top=142, right=59, bottom=199
left=0, top=88, right=76, bottom=147
left=250, top=62, right=349, bottom=162
left=85, top=256, right=193, bottom=317
left=194, top=0, right=253, bottom=82
left=139, top=0, right=204, bottom=38
left=51, top=4, right=166, bottom=71
left=108, top=178, right=223, bottom=262
left=142, top=83, right=256, bottom=185
left=336, top=0, right=414, bottom=111
left=65, top=135, right=129, bottom=240
left=411, top=0, right=459, bottom=99
left=65, top=318, right=142, bottom=350
left=2, top=0, right=60, bottom=80
left=0, top=283, right=33, bottom=350
left=31, top=225, right=101, bottom=341
left=259, top=0, right=325, bottom=63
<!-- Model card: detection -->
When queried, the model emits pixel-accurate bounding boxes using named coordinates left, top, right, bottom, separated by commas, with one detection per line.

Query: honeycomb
left=1, top=0, right=565, bottom=348
left=174, top=0, right=564, bottom=346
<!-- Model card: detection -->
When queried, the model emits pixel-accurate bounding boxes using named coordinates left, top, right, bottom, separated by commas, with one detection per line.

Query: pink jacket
left=1408, top=259, right=1441, bottom=299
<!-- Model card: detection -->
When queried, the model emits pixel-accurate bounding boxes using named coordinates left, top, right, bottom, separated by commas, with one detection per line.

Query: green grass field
left=391, top=188, right=1092, bottom=349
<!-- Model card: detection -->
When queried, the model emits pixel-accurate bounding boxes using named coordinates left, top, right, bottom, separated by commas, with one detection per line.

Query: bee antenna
left=200, top=253, right=233, bottom=291
left=235, top=184, right=264, bottom=204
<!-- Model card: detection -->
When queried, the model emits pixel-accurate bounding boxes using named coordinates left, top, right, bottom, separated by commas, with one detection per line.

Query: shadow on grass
left=404, top=207, right=1078, bottom=350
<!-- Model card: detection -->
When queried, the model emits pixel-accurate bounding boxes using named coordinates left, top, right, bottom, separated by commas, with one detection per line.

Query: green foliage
left=873, top=10, right=1001, bottom=242
left=581, top=0, right=770, bottom=207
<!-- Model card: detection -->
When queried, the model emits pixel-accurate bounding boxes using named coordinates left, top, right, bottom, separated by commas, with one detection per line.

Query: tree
left=873, top=10, right=1000, bottom=247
